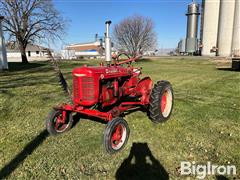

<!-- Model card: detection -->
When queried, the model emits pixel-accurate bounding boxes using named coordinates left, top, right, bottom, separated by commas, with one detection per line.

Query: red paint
left=161, top=93, right=167, bottom=113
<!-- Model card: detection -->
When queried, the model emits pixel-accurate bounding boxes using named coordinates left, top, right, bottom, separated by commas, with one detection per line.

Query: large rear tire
left=46, top=109, right=73, bottom=135
left=103, top=117, right=130, bottom=154
left=149, top=81, right=174, bottom=123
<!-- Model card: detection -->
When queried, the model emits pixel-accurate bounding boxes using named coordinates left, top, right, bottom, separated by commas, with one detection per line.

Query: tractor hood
left=72, top=66, right=132, bottom=79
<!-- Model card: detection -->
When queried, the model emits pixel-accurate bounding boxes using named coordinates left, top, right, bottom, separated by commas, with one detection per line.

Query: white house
left=6, top=42, right=52, bottom=62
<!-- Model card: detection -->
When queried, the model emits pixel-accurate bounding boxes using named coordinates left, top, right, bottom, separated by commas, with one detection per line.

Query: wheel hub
left=160, top=88, right=173, bottom=118
left=111, top=124, right=123, bottom=147
left=54, top=111, right=69, bottom=132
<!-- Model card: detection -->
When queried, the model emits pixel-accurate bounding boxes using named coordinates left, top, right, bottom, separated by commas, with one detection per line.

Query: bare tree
left=113, top=15, right=157, bottom=57
left=0, top=0, right=66, bottom=63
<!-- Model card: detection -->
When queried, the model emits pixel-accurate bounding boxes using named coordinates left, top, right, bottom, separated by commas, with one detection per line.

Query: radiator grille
left=73, top=76, right=80, bottom=99
left=73, top=76, right=95, bottom=101
left=81, top=77, right=94, bottom=100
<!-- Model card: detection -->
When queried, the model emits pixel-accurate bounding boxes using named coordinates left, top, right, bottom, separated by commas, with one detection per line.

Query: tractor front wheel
left=149, top=80, right=174, bottom=123
left=103, top=117, right=130, bottom=154
left=46, top=109, right=73, bottom=135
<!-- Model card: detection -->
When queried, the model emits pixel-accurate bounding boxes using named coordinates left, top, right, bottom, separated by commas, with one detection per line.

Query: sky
left=53, top=0, right=199, bottom=50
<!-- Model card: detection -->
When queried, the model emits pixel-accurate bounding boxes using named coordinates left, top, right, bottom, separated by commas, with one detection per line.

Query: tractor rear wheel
left=46, top=109, right=73, bottom=135
left=103, top=117, right=130, bottom=154
left=149, top=80, right=174, bottom=123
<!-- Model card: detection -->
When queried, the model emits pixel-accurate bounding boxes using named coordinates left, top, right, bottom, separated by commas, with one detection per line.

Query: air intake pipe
left=105, top=20, right=112, bottom=65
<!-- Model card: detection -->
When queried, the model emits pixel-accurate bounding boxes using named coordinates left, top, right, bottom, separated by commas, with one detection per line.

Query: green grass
left=0, top=58, right=239, bottom=179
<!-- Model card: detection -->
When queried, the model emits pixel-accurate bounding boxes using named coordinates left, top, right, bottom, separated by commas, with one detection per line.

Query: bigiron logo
left=180, top=161, right=237, bottom=179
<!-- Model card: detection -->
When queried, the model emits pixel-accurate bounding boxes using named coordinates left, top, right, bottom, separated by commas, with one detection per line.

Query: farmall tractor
left=46, top=21, right=174, bottom=154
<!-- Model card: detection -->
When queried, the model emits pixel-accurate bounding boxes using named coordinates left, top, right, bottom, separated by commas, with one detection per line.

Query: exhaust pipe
left=105, top=20, right=112, bottom=65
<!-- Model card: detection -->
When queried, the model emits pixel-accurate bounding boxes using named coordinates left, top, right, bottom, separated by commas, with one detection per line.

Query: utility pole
left=0, top=16, right=8, bottom=70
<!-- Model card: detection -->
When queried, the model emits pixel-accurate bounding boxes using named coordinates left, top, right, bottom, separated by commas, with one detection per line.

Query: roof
left=65, top=41, right=102, bottom=52
left=66, top=45, right=101, bottom=51
left=68, top=41, right=100, bottom=46
left=6, top=42, right=52, bottom=52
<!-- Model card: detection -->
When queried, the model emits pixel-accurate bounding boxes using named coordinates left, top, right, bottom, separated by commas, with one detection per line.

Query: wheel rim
left=161, top=93, right=167, bottom=113
left=53, top=111, right=71, bottom=133
left=111, top=124, right=127, bottom=150
left=161, top=88, right=173, bottom=118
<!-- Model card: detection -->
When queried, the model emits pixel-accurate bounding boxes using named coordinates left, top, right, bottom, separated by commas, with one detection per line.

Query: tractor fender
left=136, top=77, right=153, bottom=104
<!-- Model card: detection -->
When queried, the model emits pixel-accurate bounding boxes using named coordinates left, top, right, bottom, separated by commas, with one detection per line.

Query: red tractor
left=46, top=21, right=174, bottom=154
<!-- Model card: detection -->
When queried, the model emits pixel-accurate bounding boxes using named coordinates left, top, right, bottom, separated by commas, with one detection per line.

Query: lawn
left=0, top=58, right=239, bottom=179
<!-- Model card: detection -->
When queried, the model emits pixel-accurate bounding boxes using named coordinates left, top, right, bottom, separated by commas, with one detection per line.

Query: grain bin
left=201, top=0, right=220, bottom=56
left=217, top=0, right=236, bottom=57
left=232, top=0, right=240, bottom=57
left=178, top=39, right=186, bottom=54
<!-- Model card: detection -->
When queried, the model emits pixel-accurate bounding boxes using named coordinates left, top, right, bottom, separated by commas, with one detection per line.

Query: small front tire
left=46, top=109, right=73, bottom=135
left=103, top=117, right=130, bottom=154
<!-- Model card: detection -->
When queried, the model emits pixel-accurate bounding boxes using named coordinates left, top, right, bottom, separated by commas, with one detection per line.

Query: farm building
left=177, top=0, right=240, bottom=58
left=62, top=40, right=104, bottom=59
left=201, top=0, right=240, bottom=57
left=176, top=0, right=240, bottom=69
left=62, top=33, right=118, bottom=59
left=6, top=42, right=52, bottom=62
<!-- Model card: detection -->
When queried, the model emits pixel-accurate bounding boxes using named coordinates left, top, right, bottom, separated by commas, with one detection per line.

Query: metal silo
left=201, top=0, right=220, bottom=56
left=199, top=0, right=205, bottom=46
left=185, top=1, right=200, bottom=53
left=217, top=0, right=236, bottom=57
left=232, top=0, right=240, bottom=57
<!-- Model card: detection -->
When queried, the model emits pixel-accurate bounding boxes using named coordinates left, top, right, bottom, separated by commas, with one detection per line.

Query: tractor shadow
left=115, top=142, right=169, bottom=180
left=0, top=129, right=49, bottom=179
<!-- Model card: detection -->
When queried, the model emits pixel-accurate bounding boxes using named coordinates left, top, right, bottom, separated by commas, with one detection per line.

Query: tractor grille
left=73, top=76, right=80, bottom=99
left=81, top=77, right=95, bottom=100
left=73, top=76, right=95, bottom=101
